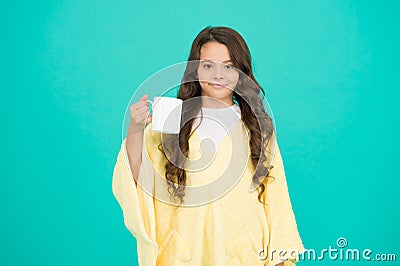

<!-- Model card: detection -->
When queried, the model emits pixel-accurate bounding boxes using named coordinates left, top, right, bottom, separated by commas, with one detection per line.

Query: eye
left=203, top=63, right=212, bottom=69
left=225, top=64, right=233, bottom=70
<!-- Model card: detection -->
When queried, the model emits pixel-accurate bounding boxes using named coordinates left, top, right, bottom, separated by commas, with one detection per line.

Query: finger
left=140, top=94, right=149, bottom=102
left=134, top=113, right=148, bottom=123
left=136, top=107, right=150, bottom=116
left=135, top=104, right=149, bottom=112
left=131, top=101, right=148, bottom=111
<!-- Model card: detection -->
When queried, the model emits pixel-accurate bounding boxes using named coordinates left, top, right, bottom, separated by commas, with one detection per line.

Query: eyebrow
left=201, top=59, right=233, bottom=63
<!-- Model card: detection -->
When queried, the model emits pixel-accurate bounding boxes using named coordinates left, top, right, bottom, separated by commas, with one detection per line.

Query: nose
left=213, top=64, right=224, bottom=80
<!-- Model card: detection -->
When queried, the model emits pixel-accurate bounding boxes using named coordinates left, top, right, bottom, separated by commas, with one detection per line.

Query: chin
left=206, top=92, right=232, bottom=100
left=207, top=88, right=233, bottom=97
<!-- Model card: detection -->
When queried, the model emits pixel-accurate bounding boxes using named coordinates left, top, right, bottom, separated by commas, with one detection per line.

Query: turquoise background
left=1, top=0, right=399, bottom=265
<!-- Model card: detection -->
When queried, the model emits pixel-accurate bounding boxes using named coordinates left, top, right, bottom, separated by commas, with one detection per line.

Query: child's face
left=198, top=41, right=239, bottom=106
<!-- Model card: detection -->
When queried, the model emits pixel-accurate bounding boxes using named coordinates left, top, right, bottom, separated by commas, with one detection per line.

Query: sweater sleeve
left=263, top=141, right=306, bottom=266
left=112, top=131, right=158, bottom=265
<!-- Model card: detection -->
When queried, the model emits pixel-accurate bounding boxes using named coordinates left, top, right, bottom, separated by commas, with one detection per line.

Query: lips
left=209, top=83, right=227, bottom=88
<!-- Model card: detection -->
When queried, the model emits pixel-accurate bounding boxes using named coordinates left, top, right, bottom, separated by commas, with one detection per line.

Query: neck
left=201, top=97, right=234, bottom=109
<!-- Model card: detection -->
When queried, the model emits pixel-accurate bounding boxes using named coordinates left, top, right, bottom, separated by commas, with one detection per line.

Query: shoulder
left=232, top=103, right=241, bottom=114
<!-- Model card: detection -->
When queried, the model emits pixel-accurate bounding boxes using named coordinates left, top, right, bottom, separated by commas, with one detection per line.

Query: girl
left=112, top=26, right=305, bottom=265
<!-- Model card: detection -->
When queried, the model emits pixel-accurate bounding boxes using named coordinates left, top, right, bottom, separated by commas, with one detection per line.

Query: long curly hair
left=159, top=26, right=275, bottom=206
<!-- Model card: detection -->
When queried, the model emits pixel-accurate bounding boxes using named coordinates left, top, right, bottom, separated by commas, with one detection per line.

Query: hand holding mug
left=128, top=94, right=152, bottom=133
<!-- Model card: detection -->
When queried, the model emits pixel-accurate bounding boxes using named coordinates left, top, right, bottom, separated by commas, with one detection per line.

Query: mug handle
left=146, top=99, right=153, bottom=114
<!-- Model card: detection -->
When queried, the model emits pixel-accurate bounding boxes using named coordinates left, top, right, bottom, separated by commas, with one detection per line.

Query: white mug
left=148, top=96, right=183, bottom=134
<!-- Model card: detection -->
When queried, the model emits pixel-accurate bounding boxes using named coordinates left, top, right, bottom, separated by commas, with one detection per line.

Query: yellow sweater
left=112, top=120, right=305, bottom=265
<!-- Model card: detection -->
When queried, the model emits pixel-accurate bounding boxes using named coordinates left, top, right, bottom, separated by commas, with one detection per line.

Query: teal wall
left=1, top=0, right=399, bottom=265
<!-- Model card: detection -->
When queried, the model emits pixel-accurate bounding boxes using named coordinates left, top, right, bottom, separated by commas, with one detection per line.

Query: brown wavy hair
left=159, top=26, right=275, bottom=206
